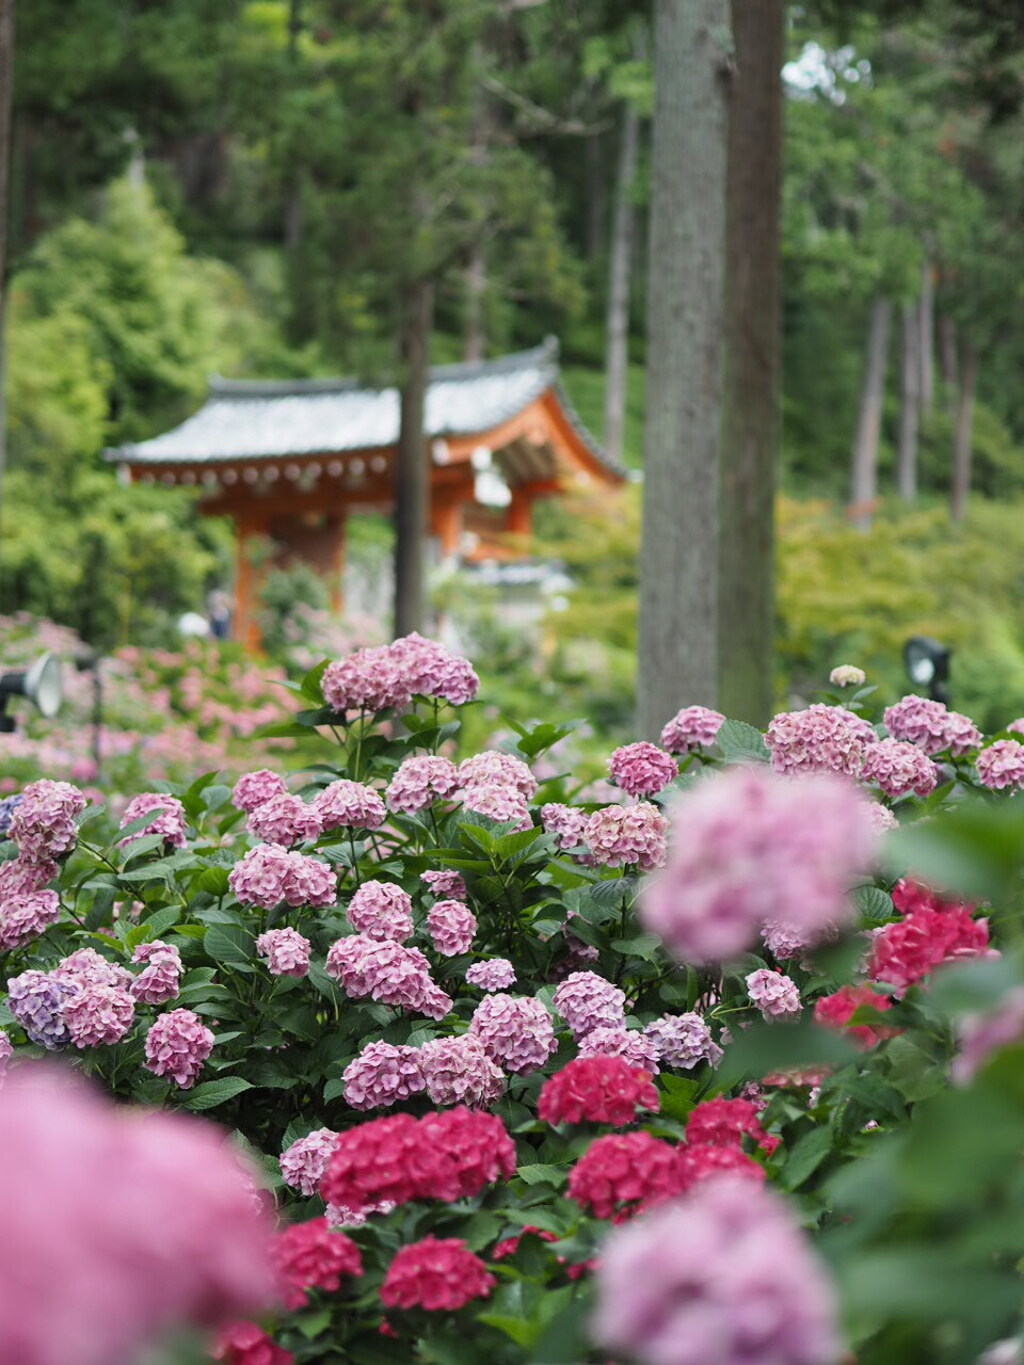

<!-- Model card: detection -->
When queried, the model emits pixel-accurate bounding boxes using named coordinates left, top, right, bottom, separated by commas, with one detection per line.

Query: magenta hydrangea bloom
left=469, top=993, right=557, bottom=1075
left=746, top=968, right=802, bottom=1020
left=5, top=970, right=74, bottom=1048
left=386, top=755, right=461, bottom=814
left=593, top=1177, right=839, bottom=1365
left=421, top=869, right=467, bottom=901
left=766, top=704, right=876, bottom=778
left=0, top=856, right=58, bottom=899
left=584, top=802, right=669, bottom=870
left=389, top=632, right=480, bottom=705
left=419, top=1035, right=505, bottom=1108
left=246, top=793, right=322, bottom=846
left=641, top=766, right=877, bottom=966
left=458, top=751, right=537, bottom=798
left=465, top=958, right=516, bottom=992
left=325, top=934, right=452, bottom=1018
left=347, top=880, right=414, bottom=941
left=279, top=1128, right=339, bottom=1197
left=64, top=984, right=136, bottom=1048
left=459, top=781, right=532, bottom=829
left=229, top=844, right=336, bottom=909
left=0, top=889, right=60, bottom=950
left=255, top=927, right=311, bottom=978
left=232, top=769, right=287, bottom=813
left=54, top=947, right=133, bottom=991
left=644, top=1013, right=723, bottom=1070
left=9, top=779, right=86, bottom=861
left=660, top=705, right=726, bottom=755
left=577, top=1025, right=660, bottom=1073
left=977, top=740, right=1024, bottom=792
left=342, top=1041, right=426, bottom=1110
left=609, top=742, right=678, bottom=799
left=118, top=793, right=188, bottom=850
left=313, top=779, right=387, bottom=832
left=427, top=900, right=477, bottom=956
left=860, top=738, right=939, bottom=799
left=540, top=802, right=588, bottom=851
left=553, top=971, right=627, bottom=1042
left=144, top=1008, right=215, bottom=1088
left=322, top=645, right=412, bottom=714
left=131, top=941, right=183, bottom=1005
left=884, top=695, right=982, bottom=756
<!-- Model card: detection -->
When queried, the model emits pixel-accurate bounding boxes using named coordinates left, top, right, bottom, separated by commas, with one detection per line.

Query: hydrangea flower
left=538, top=1056, right=658, bottom=1127
left=246, top=794, right=322, bottom=846
left=0, top=792, right=22, bottom=839
left=0, top=889, right=60, bottom=950
left=322, top=645, right=412, bottom=714
left=325, top=934, right=451, bottom=1019
left=6, top=970, right=75, bottom=1048
left=745, top=968, right=802, bottom=1019
left=577, top=1025, right=660, bottom=1073
left=584, top=802, right=668, bottom=870
left=418, top=1035, right=505, bottom=1108
left=951, top=987, right=1024, bottom=1086
left=9, top=779, right=86, bottom=861
left=761, top=919, right=819, bottom=962
left=766, top=703, right=876, bottom=777
left=685, top=1097, right=776, bottom=1153
left=458, top=751, right=537, bottom=798
left=568, top=1131, right=681, bottom=1220
left=54, top=947, right=133, bottom=991
left=212, top=1322, right=292, bottom=1365
left=312, top=780, right=386, bottom=832
left=342, top=1041, right=425, bottom=1111
left=644, top=1013, right=723, bottom=1070
left=553, top=971, right=627, bottom=1041
left=469, top=993, right=557, bottom=1074
left=279, top=1128, right=339, bottom=1197
left=660, top=705, right=725, bottom=754
left=229, top=844, right=336, bottom=910
left=143, top=1008, right=215, bottom=1088
left=130, top=941, right=183, bottom=1005
left=465, top=958, right=516, bottom=991
left=977, top=740, right=1024, bottom=791
left=421, top=869, right=466, bottom=900
left=459, top=781, right=531, bottom=829
left=118, top=793, right=188, bottom=850
left=608, top=742, right=678, bottom=798
left=380, top=1237, right=495, bottom=1313
left=386, top=756, right=460, bottom=814
left=830, top=664, right=866, bottom=687
left=346, top=880, right=414, bottom=941
left=0, top=1028, right=11, bottom=1083
left=232, top=769, right=287, bottom=814
left=389, top=632, right=481, bottom=705
left=0, top=855, right=58, bottom=899
left=675, top=1143, right=767, bottom=1193
left=269, top=1217, right=362, bottom=1311
left=64, top=984, right=136, bottom=1048
left=813, top=984, right=897, bottom=1049
left=540, top=802, right=588, bottom=851
left=868, top=907, right=990, bottom=994
left=860, top=738, right=939, bottom=799
left=255, top=928, right=311, bottom=978
left=427, top=899, right=477, bottom=956
left=884, top=695, right=982, bottom=756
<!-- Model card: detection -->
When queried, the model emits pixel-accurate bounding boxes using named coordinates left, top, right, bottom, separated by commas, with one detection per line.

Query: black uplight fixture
left=903, top=636, right=951, bottom=704
left=0, top=652, right=63, bottom=733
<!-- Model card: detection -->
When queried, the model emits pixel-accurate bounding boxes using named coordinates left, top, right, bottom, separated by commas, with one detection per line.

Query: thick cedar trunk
left=393, top=278, right=434, bottom=637
left=849, top=298, right=892, bottom=530
left=585, top=130, right=607, bottom=262
left=0, top=0, right=14, bottom=605
left=464, top=241, right=486, bottom=363
left=951, top=341, right=978, bottom=524
left=603, top=99, right=640, bottom=465
left=898, top=301, right=920, bottom=501
left=939, top=314, right=959, bottom=412
left=637, top=0, right=730, bottom=737
left=717, top=0, right=783, bottom=726
left=918, top=258, right=934, bottom=417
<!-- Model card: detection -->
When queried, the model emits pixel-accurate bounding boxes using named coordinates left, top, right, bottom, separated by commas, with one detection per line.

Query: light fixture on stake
left=903, top=636, right=951, bottom=704
left=0, top=652, right=63, bottom=733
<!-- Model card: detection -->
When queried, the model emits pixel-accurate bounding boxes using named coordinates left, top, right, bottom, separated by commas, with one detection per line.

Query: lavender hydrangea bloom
left=143, top=1008, right=214, bottom=1088
left=130, top=941, right=183, bottom=1005
left=0, top=1028, right=11, bottom=1082
left=577, top=1025, right=660, bottom=1073
left=0, top=793, right=23, bottom=839
left=342, top=1041, right=425, bottom=1110
left=0, top=890, right=60, bottom=950
left=644, top=1013, right=723, bottom=1070
left=419, top=1035, right=505, bottom=1108
left=6, top=970, right=75, bottom=1048
left=746, top=968, right=802, bottom=1020
left=279, top=1128, right=339, bottom=1196
left=469, top=993, right=557, bottom=1075
left=553, top=971, right=626, bottom=1041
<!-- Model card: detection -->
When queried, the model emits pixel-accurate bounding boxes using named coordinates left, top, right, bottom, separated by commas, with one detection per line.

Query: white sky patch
left=783, top=41, right=872, bottom=104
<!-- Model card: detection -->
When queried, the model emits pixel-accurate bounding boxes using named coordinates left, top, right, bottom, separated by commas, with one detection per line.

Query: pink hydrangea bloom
left=641, top=767, right=877, bottom=966
left=421, top=869, right=467, bottom=900
left=229, top=844, right=336, bottom=910
left=212, top=1322, right=292, bottom=1365
left=584, top=802, right=669, bottom=870
left=977, top=740, right=1024, bottom=791
left=0, top=1029, right=10, bottom=1083
left=868, top=907, right=990, bottom=994
left=427, top=900, right=477, bottom=956
left=469, top=993, right=557, bottom=1074
left=766, top=703, right=875, bottom=777
left=578, top=1025, right=660, bottom=1073
left=644, top=1013, right=723, bottom=1070
left=144, top=1008, right=215, bottom=1088
left=952, top=987, right=1024, bottom=1085
left=325, top=935, right=451, bottom=1018
left=322, top=645, right=412, bottom=714
left=418, top=1035, right=505, bottom=1108
left=246, top=794, right=322, bottom=846
left=0, top=889, right=60, bottom=950
left=761, top=919, right=821, bottom=962
left=5, top=970, right=75, bottom=1048
left=118, top=793, right=188, bottom=850
left=64, top=984, right=136, bottom=1048
left=54, top=947, right=133, bottom=991
left=593, top=1177, right=839, bottom=1365
left=830, top=665, right=866, bottom=687
left=465, top=958, right=516, bottom=991
left=131, top=941, right=183, bottom=1005
left=869, top=803, right=899, bottom=833
left=459, top=781, right=532, bottom=829
left=458, top=751, right=537, bottom=798
left=386, top=756, right=460, bottom=814
left=553, top=971, right=627, bottom=1041
left=279, top=1128, right=339, bottom=1197
left=389, top=633, right=480, bottom=705
left=609, top=742, right=678, bottom=799
left=1007, top=718, right=1024, bottom=736
left=9, top=779, right=86, bottom=860
left=745, top=968, right=802, bottom=1019
left=0, top=856, right=58, bottom=899
left=660, top=706, right=725, bottom=755
left=342, top=1041, right=426, bottom=1110
left=232, top=770, right=287, bottom=814
left=540, top=802, right=588, bottom=851
left=860, top=739, right=939, bottom=799
left=312, top=780, right=386, bottom=832
left=346, top=880, right=414, bottom=941
left=884, top=695, right=982, bottom=756
left=255, top=928, right=311, bottom=978
left=380, top=1236, right=495, bottom=1313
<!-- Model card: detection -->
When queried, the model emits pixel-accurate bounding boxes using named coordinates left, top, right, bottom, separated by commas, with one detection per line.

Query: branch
left=479, top=73, right=611, bottom=137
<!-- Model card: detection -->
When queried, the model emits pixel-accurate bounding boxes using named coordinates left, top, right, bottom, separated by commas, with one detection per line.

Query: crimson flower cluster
left=379, top=1237, right=495, bottom=1313
left=538, top=1055, right=659, bottom=1127
left=269, top=1217, right=363, bottom=1311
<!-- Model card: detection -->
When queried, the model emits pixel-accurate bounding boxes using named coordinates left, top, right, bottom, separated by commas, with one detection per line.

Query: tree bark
left=897, top=300, right=920, bottom=501
left=950, top=340, right=977, bottom=524
left=918, top=257, right=934, bottom=417
left=393, top=277, right=435, bottom=637
left=0, top=0, right=15, bottom=607
left=849, top=297, right=892, bottom=530
left=603, top=98, right=640, bottom=466
left=463, top=240, right=486, bottom=363
left=637, top=0, right=730, bottom=737
left=939, top=314, right=958, bottom=413
left=716, top=0, right=783, bottom=727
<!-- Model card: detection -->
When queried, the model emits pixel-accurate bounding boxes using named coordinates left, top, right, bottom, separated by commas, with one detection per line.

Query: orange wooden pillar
left=233, top=510, right=266, bottom=652
left=431, top=490, right=463, bottom=558
left=506, top=485, right=533, bottom=539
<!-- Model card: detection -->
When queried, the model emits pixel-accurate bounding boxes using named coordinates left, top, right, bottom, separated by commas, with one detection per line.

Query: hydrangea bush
left=6, top=644, right=1024, bottom=1364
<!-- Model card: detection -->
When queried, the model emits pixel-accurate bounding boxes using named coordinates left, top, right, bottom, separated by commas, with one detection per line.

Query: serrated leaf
left=183, top=1077, right=253, bottom=1111
left=716, top=719, right=769, bottom=763
left=517, top=1163, right=569, bottom=1186
left=853, top=884, right=895, bottom=922
left=203, top=924, right=255, bottom=969
left=780, top=1125, right=832, bottom=1190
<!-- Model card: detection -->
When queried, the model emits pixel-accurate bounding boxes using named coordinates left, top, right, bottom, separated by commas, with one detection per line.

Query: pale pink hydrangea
left=761, top=919, right=820, bottom=962
left=9, top=779, right=86, bottom=860
left=386, top=756, right=460, bottom=814
left=746, top=968, right=802, bottom=1019
left=229, top=844, right=336, bottom=909
left=830, top=665, right=866, bottom=687
left=577, top=1025, right=660, bottom=1073
left=860, top=739, right=939, bottom=799
left=0, top=856, right=58, bottom=899
left=64, top=984, right=136, bottom=1048
left=609, top=742, right=678, bottom=798
left=427, top=900, right=477, bottom=956
left=346, top=880, right=414, bottom=941
left=0, top=889, right=60, bottom=950
left=584, top=802, right=668, bottom=870
left=54, top=947, right=133, bottom=992
left=868, top=803, right=900, bottom=833
left=131, top=941, right=183, bottom=1005
left=312, top=779, right=387, bottom=832
left=952, top=987, right=1024, bottom=1086
left=255, top=927, right=311, bottom=977
left=389, top=632, right=480, bottom=704
left=458, top=751, right=538, bottom=798
left=465, top=958, right=516, bottom=991
left=660, top=705, right=726, bottom=755
left=421, top=869, right=467, bottom=900
left=1008, top=718, right=1024, bottom=736
left=418, top=1035, right=505, bottom=1108
left=325, top=934, right=452, bottom=1018
left=342, top=1041, right=426, bottom=1110
left=641, top=766, right=878, bottom=966
left=232, top=769, right=287, bottom=813
left=144, top=1008, right=215, bottom=1088
left=460, top=781, right=532, bottom=829
left=766, top=703, right=875, bottom=777
left=279, top=1128, right=339, bottom=1196
left=593, top=1177, right=839, bottom=1365
left=540, top=802, right=588, bottom=851
left=0, top=1029, right=10, bottom=1082
left=246, top=793, right=322, bottom=846
left=118, top=793, right=188, bottom=850
left=977, top=740, right=1024, bottom=792
left=322, top=645, right=412, bottom=714
left=884, top=695, right=982, bottom=756
left=417, top=980, right=456, bottom=1022
left=469, top=993, right=557, bottom=1074
left=553, top=970, right=627, bottom=1041
left=644, top=1013, right=723, bottom=1070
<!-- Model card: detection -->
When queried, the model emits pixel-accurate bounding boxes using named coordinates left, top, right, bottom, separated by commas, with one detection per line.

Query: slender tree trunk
left=849, top=298, right=892, bottom=530
left=638, top=0, right=730, bottom=737
left=393, top=277, right=434, bottom=636
left=939, top=314, right=958, bottom=414
left=950, top=341, right=977, bottom=524
left=603, top=99, right=640, bottom=465
left=585, top=130, right=607, bottom=263
left=0, top=0, right=15, bottom=607
left=918, top=258, right=934, bottom=418
left=717, top=0, right=783, bottom=726
left=898, top=301, right=920, bottom=501
left=464, top=241, right=486, bottom=363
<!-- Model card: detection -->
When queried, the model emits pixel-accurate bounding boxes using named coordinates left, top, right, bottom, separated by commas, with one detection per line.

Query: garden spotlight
left=903, top=636, right=951, bottom=704
left=0, top=652, right=63, bottom=733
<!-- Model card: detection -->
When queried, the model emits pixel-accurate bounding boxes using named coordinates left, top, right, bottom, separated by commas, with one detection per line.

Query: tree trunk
left=897, top=300, right=920, bottom=501
left=393, top=277, right=434, bottom=637
left=918, top=257, right=934, bottom=417
left=950, top=340, right=977, bottom=524
left=0, top=0, right=15, bottom=608
left=464, top=240, right=486, bottom=363
left=637, top=0, right=730, bottom=737
left=939, top=314, right=958, bottom=414
left=716, top=0, right=783, bottom=727
left=849, top=297, right=892, bottom=530
left=603, top=98, right=640, bottom=466
left=585, top=129, right=607, bottom=262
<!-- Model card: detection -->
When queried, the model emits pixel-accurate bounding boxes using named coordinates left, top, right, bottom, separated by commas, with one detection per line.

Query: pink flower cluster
left=553, top=970, right=626, bottom=1040
left=229, top=845, right=336, bottom=910
left=584, top=802, right=668, bottom=870
left=860, top=738, right=939, bottom=799
left=418, top=1035, right=505, bottom=1108
left=143, top=1008, right=215, bottom=1088
left=745, top=968, right=802, bottom=1019
left=326, top=934, right=452, bottom=1019
left=255, top=928, right=311, bottom=977
left=952, top=987, right=1024, bottom=1085
left=868, top=907, right=990, bottom=994
left=270, top=1217, right=363, bottom=1311
left=246, top=794, right=321, bottom=846
left=131, top=941, right=182, bottom=1005
left=342, top=1041, right=426, bottom=1110
left=660, top=705, right=725, bottom=754
left=0, top=855, right=57, bottom=900
left=766, top=703, right=875, bottom=777
left=0, top=889, right=60, bottom=950
left=641, top=766, right=877, bottom=965
left=538, top=1055, right=658, bottom=1127
left=232, top=770, right=287, bottom=814
left=421, top=868, right=466, bottom=900
left=119, top=792, right=188, bottom=849
left=386, top=756, right=460, bottom=814
left=322, top=634, right=479, bottom=713
left=347, top=880, right=414, bottom=941
left=813, top=984, right=897, bottom=1049
left=459, top=781, right=531, bottom=829
left=9, top=779, right=86, bottom=861
left=427, top=899, right=477, bottom=956
left=279, top=1128, right=339, bottom=1197
left=64, top=982, right=136, bottom=1048
left=884, top=695, right=982, bottom=756
left=578, top=1025, right=660, bottom=1073
left=977, top=739, right=1024, bottom=791
left=685, top=1097, right=776, bottom=1154
left=465, top=957, right=516, bottom=991
left=458, top=751, right=537, bottom=797
left=212, top=1322, right=291, bottom=1365
left=644, top=1013, right=723, bottom=1070
left=380, top=1236, right=494, bottom=1313
left=569, top=1131, right=682, bottom=1220
left=470, top=992, right=558, bottom=1074
left=540, top=802, right=588, bottom=851
left=609, top=742, right=678, bottom=798
left=312, top=780, right=386, bottom=832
